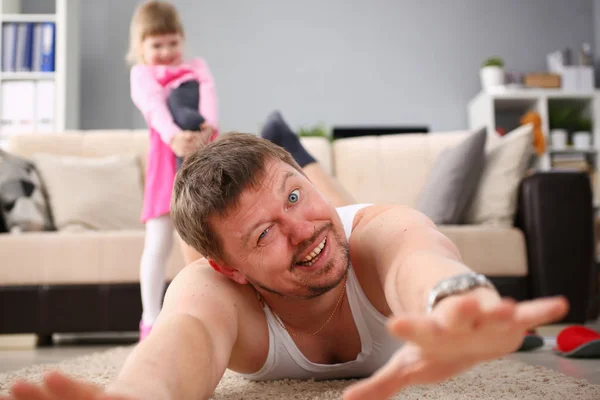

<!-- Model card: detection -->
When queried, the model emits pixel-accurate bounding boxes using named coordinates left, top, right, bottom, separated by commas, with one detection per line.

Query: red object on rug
left=555, top=326, right=600, bottom=358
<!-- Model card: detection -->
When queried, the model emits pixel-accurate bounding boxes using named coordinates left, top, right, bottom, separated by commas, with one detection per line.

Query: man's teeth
left=298, top=238, right=326, bottom=266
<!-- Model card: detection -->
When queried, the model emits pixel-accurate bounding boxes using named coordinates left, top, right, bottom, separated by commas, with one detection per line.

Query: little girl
left=127, top=0, right=218, bottom=340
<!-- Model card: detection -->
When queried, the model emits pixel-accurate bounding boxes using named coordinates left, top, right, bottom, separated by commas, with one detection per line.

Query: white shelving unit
left=0, top=0, right=79, bottom=148
left=468, top=88, right=600, bottom=171
left=2, top=13, right=56, bottom=23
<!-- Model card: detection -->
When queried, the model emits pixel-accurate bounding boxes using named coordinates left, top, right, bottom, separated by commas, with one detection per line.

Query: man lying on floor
left=4, top=132, right=568, bottom=400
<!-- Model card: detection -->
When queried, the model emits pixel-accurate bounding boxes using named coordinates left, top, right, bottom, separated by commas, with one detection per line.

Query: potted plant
left=297, top=122, right=332, bottom=142
left=480, top=56, right=505, bottom=91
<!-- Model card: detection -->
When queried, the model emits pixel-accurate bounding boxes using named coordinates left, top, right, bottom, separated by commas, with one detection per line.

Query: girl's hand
left=195, top=123, right=214, bottom=149
left=170, top=130, right=197, bottom=157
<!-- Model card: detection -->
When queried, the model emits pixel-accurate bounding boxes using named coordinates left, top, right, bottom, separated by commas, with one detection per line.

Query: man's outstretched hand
left=0, top=371, right=133, bottom=400
left=344, top=293, right=569, bottom=400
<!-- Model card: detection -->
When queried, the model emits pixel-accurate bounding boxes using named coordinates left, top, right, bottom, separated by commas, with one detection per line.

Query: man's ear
left=208, top=259, right=248, bottom=285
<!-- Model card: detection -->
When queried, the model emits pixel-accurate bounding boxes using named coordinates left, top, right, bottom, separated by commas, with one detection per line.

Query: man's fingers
left=10, top=380, right=51, bottom=400
left=343, top=352, right=416, bottom=400
left=435, top=295, right=480, bottom=332
left=478, top=299, right=516, bottom=328
left=514, top=296, right=569, bottom=329
left=387, top=315, right=441, bottom=346
left=44, top=371, right=102, bottom=398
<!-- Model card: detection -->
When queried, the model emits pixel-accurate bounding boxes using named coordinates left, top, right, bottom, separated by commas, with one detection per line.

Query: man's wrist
left=426, top=273, right=497, bottom=314
left=432, top=286, right=501, bottom=313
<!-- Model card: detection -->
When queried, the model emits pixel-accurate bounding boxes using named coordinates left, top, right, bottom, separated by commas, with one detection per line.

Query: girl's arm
left=130, top=65, right=181, bottom=145
left=193, top=58, right=219, bottom=137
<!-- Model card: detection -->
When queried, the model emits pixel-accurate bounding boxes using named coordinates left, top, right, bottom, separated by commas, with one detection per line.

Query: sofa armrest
left=515, top=171, right=596, bottom=322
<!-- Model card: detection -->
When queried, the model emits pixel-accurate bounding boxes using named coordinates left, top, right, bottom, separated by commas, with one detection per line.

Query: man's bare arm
left=344, top=205, right=567, bottom=400
left=106, top=263, right=240, bottom=400
left=351, top=205, right=499, bottom=314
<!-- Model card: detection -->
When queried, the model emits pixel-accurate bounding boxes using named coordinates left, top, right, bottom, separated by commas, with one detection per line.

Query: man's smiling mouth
left=295, top=237, right=326, bottom=267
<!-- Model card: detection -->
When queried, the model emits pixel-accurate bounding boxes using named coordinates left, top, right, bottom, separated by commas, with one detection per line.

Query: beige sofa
left=0, top=130, right=595, bottom=341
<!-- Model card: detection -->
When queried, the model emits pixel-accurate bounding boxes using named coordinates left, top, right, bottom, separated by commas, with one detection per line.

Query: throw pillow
left=32, top=154, right=144, bottom=231
left=417, top=127, right=487, bottom=224
left=0, top=149, right=54, bottom=232
left=464, top=124, right=534, bottom=226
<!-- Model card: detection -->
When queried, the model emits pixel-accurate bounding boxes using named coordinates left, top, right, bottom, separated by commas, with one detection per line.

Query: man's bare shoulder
left=351, top=204, right=435, bottom=234
left=161, top=259, right=269, bottom=374
left=161, top=259, right=257, bottom=319
left=349, top=204, right=438, bottom=278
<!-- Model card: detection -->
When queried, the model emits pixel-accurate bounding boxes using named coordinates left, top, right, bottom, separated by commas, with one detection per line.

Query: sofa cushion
left=417, top=127, right=487, bottom=224
left=32, top=154, right=144, bottom=231
left=333, top=131, right=471, bottom=207
left=464, top=124, right=534, bottom=226
left=0, top=231, right=185, bottom=285
left=7, top=131, right=149, bottom=174
left=439, top=225, right=527, bottom=277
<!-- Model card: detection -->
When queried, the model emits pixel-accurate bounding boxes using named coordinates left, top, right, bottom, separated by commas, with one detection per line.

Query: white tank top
left=238, top=204, right=403, bottom=381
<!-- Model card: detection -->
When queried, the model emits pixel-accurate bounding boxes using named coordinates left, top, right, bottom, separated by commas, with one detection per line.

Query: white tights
left=140, top=215, right=174, bottom=325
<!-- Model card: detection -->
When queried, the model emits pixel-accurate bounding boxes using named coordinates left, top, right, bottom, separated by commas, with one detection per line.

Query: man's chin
left=304, top=261, right=349, bottom=297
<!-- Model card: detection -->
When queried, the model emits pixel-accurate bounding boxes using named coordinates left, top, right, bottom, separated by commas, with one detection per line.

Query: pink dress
left=130, top=58, right=218, bottom=222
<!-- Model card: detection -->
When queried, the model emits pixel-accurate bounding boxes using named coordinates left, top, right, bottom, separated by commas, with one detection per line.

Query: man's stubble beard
left=248, top=229, right=350, bottom=300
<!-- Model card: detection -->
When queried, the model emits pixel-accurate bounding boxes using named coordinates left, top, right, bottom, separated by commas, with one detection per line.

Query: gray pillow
left=417, top=127, right=487, bottom=225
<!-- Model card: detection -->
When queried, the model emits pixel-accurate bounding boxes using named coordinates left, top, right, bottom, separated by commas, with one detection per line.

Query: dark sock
left=260, top=111, right=316, bottom=168
left=176, top=156, right=184, bottom=171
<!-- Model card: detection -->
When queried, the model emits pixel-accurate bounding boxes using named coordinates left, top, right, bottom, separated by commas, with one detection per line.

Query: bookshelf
left=468, top=89, right=600, bottom=167
left=0, top=0, right=79, bottom=148
left=468, top=88, right=600, bottom=208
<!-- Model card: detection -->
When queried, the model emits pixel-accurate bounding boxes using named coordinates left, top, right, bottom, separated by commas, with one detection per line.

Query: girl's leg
left=261, top=111, right=356, bottom=207
left=139, top=215, right=174, bottom=336
left=303, top=163, right=355, bottom=207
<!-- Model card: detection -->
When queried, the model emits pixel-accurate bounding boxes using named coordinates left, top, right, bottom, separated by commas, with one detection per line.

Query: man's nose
left=281, top=213, right=314, bottom=246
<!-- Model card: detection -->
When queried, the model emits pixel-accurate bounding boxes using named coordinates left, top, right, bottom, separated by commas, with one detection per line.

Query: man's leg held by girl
left=261, top=110, right=355, bottom=207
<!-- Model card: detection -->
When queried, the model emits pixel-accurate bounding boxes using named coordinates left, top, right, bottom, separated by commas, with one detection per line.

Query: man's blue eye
left=289, top=189, right=300, bottom=204
left=259, top=228, right=269, bottom=241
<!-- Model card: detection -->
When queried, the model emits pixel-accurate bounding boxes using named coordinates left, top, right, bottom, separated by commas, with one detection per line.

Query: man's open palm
left=1, top=371, right=133, bottom=400
left=344, top=294, right=569, bottom=400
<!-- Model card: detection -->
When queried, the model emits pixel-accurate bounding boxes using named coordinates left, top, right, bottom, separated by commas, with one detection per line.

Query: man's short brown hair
left=171, top=132, right=303, bottom=262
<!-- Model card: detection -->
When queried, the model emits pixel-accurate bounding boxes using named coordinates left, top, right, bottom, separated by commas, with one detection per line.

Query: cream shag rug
left=1, top=347, right=599, bottom=399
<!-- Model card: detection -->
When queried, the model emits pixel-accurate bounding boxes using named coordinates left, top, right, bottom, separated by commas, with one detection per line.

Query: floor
left=1, top=322, right=600, bottom=385
left=0, top=333, right=138, bottom=374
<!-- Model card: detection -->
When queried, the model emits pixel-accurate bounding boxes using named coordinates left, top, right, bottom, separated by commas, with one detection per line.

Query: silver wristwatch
left=426, top=273, right=496, bottom=314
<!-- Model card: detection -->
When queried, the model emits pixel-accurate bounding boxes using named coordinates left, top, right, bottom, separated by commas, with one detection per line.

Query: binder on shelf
left=35, top=80, right=55, bottom=133
left=32, top=23, right=43, bottom=72
left=16, top=23, right=35, bottom=72
left=0, top=81, right=35, bottom=135
left=40, top=22, right=55, bottom=72
left=2, top=22, right=17, bottom=72
left=23, top=23, right=34, bottom=72
left=1, top=82, right=19, bottom=134
left=15, top=23, right=28, bottom=71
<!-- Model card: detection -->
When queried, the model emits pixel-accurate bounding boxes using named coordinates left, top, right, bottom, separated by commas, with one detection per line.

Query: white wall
left=79, top=0, right=594, bottom=132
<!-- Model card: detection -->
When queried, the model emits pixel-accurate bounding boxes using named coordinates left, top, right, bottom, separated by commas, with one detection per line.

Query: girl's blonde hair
left=126, top=1, right=184, bottom=65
